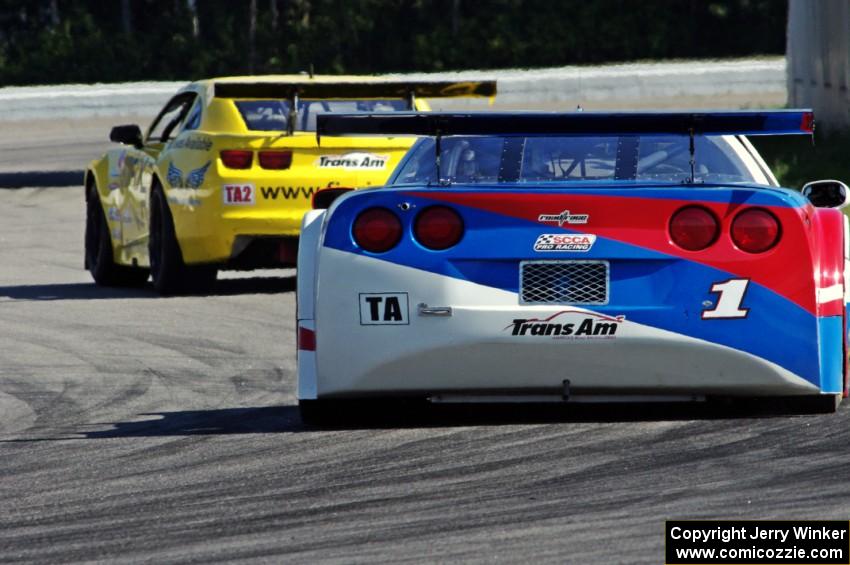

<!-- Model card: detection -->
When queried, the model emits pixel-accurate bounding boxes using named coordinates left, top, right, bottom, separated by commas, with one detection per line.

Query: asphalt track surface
left=2, top=188, right=850, bottom=564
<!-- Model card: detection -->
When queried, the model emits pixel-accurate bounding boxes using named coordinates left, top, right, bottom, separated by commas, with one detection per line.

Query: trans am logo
left=534, top=233, right=596, bottom=252
left=538, top=210, right=589, bottom=226
left=315, top=153, right=388, bottom=169
left=504, top=310, right=625, bottom=338
left=167, top=161, right=211, bottom=189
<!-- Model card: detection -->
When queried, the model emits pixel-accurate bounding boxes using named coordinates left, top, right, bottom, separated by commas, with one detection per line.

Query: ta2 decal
left=223, top=184, right=255, bottom=205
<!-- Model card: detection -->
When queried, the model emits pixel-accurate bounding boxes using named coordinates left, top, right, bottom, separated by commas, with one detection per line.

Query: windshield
left=235, top=99, right=408, bottom=132
left=391, top=135, right=761, bottom=186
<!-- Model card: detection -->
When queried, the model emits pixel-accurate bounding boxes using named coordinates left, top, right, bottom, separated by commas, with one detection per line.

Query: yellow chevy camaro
left=84, top=75, right=496, bottom=294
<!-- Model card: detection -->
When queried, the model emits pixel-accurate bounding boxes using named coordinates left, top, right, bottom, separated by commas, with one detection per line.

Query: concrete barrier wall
left=787, top=0, right=850, bottom=130
left=0, top=58, right=785, bottom=121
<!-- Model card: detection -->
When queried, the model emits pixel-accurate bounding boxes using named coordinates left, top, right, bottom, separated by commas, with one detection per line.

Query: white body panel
left=301, top=248, right=818, bottom=399
left=296, top=209, right=325, bottom=399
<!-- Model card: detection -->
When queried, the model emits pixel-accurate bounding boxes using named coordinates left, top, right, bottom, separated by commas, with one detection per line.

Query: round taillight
left=414, top=206, right=464, bottom=250
left=669, top=206, right=719, bottom=251
left=352, top=208, right=402, bottom=253
left=731, top=208, right=780, bottom=253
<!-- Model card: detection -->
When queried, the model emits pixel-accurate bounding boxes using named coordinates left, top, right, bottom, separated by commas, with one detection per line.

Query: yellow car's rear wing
left=214, top=79, right=497, bottom=135
left=212, top=80, right=497, bottom=101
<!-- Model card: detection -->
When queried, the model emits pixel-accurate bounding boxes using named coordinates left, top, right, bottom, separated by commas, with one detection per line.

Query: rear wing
left=316, top=110, right=814, bottom=138
left=216, top=81, right=496, bottom=135
left=316, top=110, right=814, bottom=185
left=213, top=80, right=496, bottom=101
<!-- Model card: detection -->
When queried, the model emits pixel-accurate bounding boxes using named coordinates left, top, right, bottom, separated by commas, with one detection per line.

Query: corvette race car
left=84, top=76, right=496, bottom=294
left=296, top=110, right=850, bottom=422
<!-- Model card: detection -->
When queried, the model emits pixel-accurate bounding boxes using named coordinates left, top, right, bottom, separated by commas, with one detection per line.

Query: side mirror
left=802, top=180, right=850, bottom=209
left=109, top=124, right=143, bottom=149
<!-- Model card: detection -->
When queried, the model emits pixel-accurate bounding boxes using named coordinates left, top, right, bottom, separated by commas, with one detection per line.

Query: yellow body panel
left=86, top=75, right=493, bottom=269
left=163, top=131, right=418, bottom=264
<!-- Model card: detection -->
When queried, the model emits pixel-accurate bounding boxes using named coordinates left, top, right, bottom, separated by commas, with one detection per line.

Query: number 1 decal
left=702, top=279, right=750, bottom=319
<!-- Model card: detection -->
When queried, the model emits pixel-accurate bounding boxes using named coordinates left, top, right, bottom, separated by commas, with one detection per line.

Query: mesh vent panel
left=521, top=261, right=608, bottom=304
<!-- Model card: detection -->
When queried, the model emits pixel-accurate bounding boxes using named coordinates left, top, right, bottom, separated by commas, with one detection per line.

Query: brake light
left=731, top=208, right=780, bottom=253
left=669, top=206, right=719, bottom=251
left=352, top=208, right=402, bottom=253
left=298, top=326, right=316, bottom=351
left=414, top=206, right=464, bottom=250
left=313, top=188, right=354, bottom=209
left=220, top=150, right=253, bottom=169
left=259, top=150, right=293, bottom=170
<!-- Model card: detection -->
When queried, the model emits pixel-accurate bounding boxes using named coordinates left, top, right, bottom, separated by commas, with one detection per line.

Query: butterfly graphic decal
left=167, top=161, right=211, bottom=189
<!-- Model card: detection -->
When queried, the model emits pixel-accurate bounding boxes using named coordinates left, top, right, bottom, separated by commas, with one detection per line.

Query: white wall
left=0, top=58, right=786, bottom=122
left=787, top=0, right=850, bottom=130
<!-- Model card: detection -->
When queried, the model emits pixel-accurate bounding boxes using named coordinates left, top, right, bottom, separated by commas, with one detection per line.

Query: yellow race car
left=84, top=75, right=496, bottom=294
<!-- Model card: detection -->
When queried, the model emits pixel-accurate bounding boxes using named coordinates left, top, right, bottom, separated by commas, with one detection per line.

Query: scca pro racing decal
left=538, top=210, right=589, bottom=226
left=504, top=310, right=624, bottom=339
left=359, top=293, right=409, bottom=325
left=223, top=183, right=255, bottom=205
left=316, top=153, right=389, bottom=170
left=534, top=233, right=596, bottom=252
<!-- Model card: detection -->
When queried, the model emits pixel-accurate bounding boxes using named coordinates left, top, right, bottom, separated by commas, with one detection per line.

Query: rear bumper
left=310, top=309, right=820, bottom=398
left=169, top=190, right=308, bottom=265
left=306, top=249, right=833, bottom=399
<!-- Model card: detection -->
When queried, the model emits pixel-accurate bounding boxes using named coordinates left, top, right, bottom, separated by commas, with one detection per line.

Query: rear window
left=392, top=135, right=760, bottom=186
left=234, top=99, right=407, bottom=132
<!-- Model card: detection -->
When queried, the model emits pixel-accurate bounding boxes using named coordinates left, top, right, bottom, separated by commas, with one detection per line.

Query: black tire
left=298, top=398, right=427, bottom=426
left=149, top=187, right=217, bottom=295
left=794, top=394, right=841, bottom=414
left=298, top=399, right=340, bottom=427
left=85, top=189, right=149, bottom=286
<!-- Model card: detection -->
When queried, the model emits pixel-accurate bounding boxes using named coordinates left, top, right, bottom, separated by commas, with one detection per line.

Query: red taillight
left=414, top=206, right=464, bottom=250
left=259, top=150, right=292, bottom=170
left=298, top=326, right=316, bottom=351
left=669, top=206, right=719, bottom=251
left=220, top=150, right=253, bottom=169
left=352, top=208, right=402, bottom=253
left=731, top=208, right=780, bottom=253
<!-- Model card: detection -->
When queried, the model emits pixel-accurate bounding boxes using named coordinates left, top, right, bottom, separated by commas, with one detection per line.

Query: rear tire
left=298, top=399, right=342, bottom=427
left=85, top=189, right=149, bottom=286
left=149, top=187, right=217, bottom=295
left=298, top=398, right=429, bottom=426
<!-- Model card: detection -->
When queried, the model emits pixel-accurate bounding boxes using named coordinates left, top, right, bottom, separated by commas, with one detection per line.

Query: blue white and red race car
left=296, top=110, right=850, bottom=421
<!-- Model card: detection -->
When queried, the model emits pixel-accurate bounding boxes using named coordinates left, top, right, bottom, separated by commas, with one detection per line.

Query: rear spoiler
left=217, top=81, right=496, bottom=135
left=316, top=110, right=814, bottom=138
left=213, top=80, right=497, bottom=100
